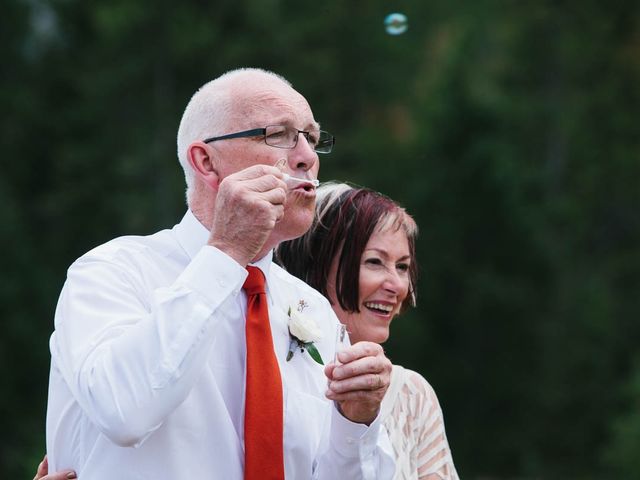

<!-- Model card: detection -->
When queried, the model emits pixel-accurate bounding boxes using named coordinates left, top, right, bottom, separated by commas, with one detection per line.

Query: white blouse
left=380, top=365, right=459, bottom=480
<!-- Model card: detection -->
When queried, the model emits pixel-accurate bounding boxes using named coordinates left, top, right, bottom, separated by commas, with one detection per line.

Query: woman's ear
left=187, top=142, right=220, bottom=189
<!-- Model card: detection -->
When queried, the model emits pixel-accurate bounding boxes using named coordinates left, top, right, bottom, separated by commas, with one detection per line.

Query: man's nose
left=287, top=132, right=318, bottom=171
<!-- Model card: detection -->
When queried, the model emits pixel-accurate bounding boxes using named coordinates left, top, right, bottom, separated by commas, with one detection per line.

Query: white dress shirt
left=46, top=210, right=394, bottom=479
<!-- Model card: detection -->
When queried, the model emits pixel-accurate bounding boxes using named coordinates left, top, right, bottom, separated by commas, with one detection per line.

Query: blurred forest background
left=1, top=0, right=639, bottom=477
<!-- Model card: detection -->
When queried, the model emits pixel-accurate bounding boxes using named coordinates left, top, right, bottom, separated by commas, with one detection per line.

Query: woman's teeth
left=364, top=302, right=393, bottom=313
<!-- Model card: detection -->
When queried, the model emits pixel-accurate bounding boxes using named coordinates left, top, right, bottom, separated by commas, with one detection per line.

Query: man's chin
left=273, top=207, right=314, bottom=243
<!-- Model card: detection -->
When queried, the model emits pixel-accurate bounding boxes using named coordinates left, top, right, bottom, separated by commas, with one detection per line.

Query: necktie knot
left=243, top=266, right=266, bottom=296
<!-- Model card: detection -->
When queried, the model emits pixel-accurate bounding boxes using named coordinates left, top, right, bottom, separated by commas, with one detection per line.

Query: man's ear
left=187, top=142, right=220, bottom=189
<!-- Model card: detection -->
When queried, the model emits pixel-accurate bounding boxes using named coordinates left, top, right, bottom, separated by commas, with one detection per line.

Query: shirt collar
left=174, top=209, right=274, bottom=280
left=249, top=250, right=273, bottom=281
left=174, top=209, right=210, bottom=260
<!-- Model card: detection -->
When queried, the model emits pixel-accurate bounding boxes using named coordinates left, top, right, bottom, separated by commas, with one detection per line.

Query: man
left=46, top=68, right=394, bottom=479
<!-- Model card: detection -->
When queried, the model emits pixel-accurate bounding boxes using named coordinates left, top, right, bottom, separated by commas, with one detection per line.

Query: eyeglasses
left=203, top=125, right=335, bottom=154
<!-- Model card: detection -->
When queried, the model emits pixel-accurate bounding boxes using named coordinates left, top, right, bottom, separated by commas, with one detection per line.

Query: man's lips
left=283, top=174, right=319, bottom=189
left=290, top=184, right=316, bottom=197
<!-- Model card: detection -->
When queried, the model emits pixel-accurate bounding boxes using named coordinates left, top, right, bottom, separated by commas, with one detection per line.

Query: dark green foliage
left=2, top=0, right=639, bottom=477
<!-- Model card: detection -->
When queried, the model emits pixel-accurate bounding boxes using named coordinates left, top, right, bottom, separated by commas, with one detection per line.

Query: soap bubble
left=384, top=13, right=408, bottom=35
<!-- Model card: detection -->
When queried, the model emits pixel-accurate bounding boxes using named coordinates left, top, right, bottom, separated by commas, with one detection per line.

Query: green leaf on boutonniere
left=286, top=337, right=297, bottom=362
left=305, top=342, right=324, bottom=365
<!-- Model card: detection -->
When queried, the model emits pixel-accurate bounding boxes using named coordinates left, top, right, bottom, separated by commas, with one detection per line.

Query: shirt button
left=346, top=437, right=355, bottom=445
left=218, top=279, right=226, bottom=287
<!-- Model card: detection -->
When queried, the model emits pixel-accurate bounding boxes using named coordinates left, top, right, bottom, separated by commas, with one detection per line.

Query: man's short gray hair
left=176, top=68, right=292, bottom=203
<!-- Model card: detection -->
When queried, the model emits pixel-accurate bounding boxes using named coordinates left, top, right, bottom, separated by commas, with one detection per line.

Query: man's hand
left=33, top=455, right=77, bottom=480
left=324, top=342, right=392, bottom=425
left=209, top=165, right=287, bottom=265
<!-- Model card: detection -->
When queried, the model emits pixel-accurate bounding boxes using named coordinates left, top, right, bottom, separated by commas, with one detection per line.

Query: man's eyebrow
left=295, top=120, right=320, bottom=131
left=268, top=118, right=320, bottom=131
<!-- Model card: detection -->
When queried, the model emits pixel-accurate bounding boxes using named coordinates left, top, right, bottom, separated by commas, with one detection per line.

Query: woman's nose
left=382, top=270, right=403, bottom=294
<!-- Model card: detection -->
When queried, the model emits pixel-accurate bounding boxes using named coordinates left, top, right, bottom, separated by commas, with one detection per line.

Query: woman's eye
left=364, top=258, right=382, bottom=266
left=397, top=263, right=410, bottom=272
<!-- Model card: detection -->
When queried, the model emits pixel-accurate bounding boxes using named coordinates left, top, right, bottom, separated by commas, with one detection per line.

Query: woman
left=277, top=182, right=459, bottom=480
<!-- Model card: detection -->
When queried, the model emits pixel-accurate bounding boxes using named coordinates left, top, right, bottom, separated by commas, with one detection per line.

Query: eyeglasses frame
left=203, top=125, right=335, bottom=154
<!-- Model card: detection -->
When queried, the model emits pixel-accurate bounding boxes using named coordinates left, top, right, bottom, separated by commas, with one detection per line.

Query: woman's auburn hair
left=276, top=182, right=418, bottom=313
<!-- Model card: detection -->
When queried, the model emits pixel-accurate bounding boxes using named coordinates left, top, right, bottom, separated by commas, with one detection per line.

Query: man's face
left=213, top=84, right=320, bottom=244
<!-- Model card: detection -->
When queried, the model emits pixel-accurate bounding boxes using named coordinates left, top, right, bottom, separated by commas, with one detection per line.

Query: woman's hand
left=325, top=341, right=392, bottom=424
left=33, top=455, right=77, bottom=480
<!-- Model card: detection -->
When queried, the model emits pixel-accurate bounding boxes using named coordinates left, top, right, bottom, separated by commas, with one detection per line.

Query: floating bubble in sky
left=384, top=13, right=408, bottom=35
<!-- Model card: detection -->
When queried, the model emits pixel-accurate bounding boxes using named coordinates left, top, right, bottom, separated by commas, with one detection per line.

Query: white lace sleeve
left=381, top=366, right=459, bottom=480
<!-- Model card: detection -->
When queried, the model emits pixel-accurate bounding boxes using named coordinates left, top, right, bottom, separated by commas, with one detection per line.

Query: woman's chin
left=350, top=326, right=391, bottom=345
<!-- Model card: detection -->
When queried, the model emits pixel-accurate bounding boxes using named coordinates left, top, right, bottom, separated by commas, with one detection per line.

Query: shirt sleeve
left=314, top=406, right=395, bottom=480
left=51, top=245, right=246, bottom=447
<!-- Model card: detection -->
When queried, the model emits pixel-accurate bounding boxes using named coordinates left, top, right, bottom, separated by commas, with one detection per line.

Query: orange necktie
left=243, top=266, right=285, bottom=480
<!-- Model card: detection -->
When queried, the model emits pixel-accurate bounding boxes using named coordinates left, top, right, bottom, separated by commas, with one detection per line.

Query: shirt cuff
left=177, top=246, right=247, bottom=305
left=329, top=404, right=382, bottom=459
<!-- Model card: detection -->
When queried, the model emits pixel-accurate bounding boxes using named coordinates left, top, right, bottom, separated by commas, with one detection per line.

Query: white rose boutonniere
left=286, top=300, right=324, bottom=365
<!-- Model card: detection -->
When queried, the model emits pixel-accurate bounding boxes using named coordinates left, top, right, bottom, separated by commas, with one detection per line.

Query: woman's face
left=328, top=225, right=411, bottom=344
